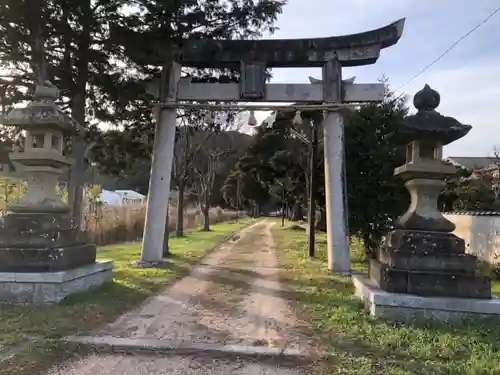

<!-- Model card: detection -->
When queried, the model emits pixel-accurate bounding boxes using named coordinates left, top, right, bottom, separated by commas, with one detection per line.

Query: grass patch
left=273, top=222, right=500, bottom=375
left=0, top=219, right=254, bottom=375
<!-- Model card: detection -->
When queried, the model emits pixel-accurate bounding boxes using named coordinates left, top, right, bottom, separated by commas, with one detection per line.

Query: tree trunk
left=175, top=181, right=185, bottom=237
left=202, top=207, right=210, bottom=231
left=162, top=204, right=171, bottom=257
left=202, top=189, right=211, bottom=231
left=281, top=194, right=285, bottom=227
left=31, top=0, right=46, bottom=85
left=316, top=208, right=327, bottom=232
left=250, top=201, right=256, bottom=217
left=68, top=0, right=91, bottom=228
left=291, top=202, right=302, bottom=221
left=363, top=232, right=377, bottom=259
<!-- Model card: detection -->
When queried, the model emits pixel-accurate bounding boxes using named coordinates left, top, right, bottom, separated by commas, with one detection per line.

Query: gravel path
left=46, top=221, right=314, bottom=375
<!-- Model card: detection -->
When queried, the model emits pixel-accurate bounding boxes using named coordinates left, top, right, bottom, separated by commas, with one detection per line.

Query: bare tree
left=471, top=146, right=500, bottom=203
left=171, top=112, right=218, bottom=237
left=490, top=146, right=500, bottom=200
left=192, top=112, right=244, bottom=231
left=194, top=147, right=232, bottom=231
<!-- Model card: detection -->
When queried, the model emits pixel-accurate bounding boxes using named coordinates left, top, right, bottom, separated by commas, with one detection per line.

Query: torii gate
left=130, top=18, right=405, bottom=273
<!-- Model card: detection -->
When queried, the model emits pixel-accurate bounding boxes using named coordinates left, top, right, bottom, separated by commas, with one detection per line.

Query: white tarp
left=99, top=189, right=122, bottom=205
left=114, top=190, right=146, bottom=203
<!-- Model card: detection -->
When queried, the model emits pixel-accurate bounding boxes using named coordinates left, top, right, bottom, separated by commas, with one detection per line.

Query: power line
left=394, top=6, right=500, bottom=93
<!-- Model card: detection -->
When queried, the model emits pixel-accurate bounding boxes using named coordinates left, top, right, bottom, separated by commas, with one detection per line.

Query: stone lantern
left=4, top=84, right=73, bottom=213
left=353, top=85, right=500, bottom=323
left=392, top=85, right=470, bottom=233
left=0, top=82, right=113, bottom=304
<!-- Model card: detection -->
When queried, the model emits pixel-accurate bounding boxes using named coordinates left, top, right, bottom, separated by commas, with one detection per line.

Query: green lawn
left=272, top=223, right=500, bottom=375
left=0, top=219, right=253, bottom=375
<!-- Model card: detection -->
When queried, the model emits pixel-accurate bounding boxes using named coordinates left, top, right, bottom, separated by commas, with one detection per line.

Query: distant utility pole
left=307, top=122, right=318, bottom=258
left=275, top=180, right=286, bottom=227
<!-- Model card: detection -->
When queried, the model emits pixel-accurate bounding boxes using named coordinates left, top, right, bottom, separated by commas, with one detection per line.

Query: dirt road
left=47, top=221, right=315, bottom=374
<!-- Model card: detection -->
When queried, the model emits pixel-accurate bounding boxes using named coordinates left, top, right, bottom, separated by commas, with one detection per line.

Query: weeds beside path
left=0, top=219, right=254, bottom=375
left=272, top=222, right=500, bottom=375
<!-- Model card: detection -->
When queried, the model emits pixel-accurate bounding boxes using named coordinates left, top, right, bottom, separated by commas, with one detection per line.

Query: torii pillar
left=121, top=18, right=406, bottom=270
left=322, top=58, right=350, bottom=273
left=140, top=62, right=181, bottom=265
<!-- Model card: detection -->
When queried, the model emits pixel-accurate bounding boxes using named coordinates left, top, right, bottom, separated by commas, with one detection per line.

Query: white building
left=99, top=189, right=145, bottom=206
left=114, top=190, right=146, bottom=204
left=99, top=190, right=122, bottom=205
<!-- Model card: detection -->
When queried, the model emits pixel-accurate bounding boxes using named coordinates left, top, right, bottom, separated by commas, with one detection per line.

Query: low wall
left=444, top=212, right=500, bottom=264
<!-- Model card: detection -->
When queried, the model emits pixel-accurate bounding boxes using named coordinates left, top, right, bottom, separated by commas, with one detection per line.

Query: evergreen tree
left=0, top=0, right=286, bottom=157
left=227, top=82, right=410, bottom=256
left=344, top=89, right=409, bottom=256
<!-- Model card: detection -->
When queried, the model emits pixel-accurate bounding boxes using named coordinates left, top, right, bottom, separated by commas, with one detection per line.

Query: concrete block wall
left=444, top=212, right=500, bottom=265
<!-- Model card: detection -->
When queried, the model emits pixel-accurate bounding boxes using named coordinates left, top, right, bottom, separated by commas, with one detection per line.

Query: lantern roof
left=393, top=84, right=472, bottom=146
left=1, top=82, right=79, bottom=133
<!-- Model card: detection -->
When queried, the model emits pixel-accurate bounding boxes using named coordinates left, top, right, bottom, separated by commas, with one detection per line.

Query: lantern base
left=0, top=261, right=113, bottom=304
left=369, top=258, right=491, bottom=299
left=384, top=229, right=466, bottom=254
left=369, top=229, right=491, bottom=299
left=353, top=275, right=500, bottom=325
left=0, top=244, right=97, bottom=273
left=0, top=212, right=96, bottom=272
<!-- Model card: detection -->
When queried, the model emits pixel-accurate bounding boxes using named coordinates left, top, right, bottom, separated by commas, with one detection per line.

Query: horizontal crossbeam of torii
left=146, top=78, right=385, bottom=103
left=130, top=19, right=403, bottom=104
left=114, top=18, right=404, bottom=68
left=124, top=18, right=406, bottom=273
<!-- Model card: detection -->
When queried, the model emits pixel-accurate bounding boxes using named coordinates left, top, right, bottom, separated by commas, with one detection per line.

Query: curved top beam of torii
left=180, top=18, right=405, bottom=68
left=115, top=18, right=405, bottom=69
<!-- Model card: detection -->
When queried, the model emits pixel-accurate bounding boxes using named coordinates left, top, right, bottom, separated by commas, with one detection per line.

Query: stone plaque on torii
left=121, top=19, right=405, bottom=271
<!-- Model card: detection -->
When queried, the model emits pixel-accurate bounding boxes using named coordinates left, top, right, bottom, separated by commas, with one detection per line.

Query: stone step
left=385, top=229, right=466, bottom=254
left=0, top=244, right=97, bottom=273
left=377, top=247, right=476, bottom=273
left=63, top=335, right=310, bottom=361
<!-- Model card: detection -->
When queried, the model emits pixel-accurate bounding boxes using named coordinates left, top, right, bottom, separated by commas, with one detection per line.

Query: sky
left=254, top=0, right=500, bottom=157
